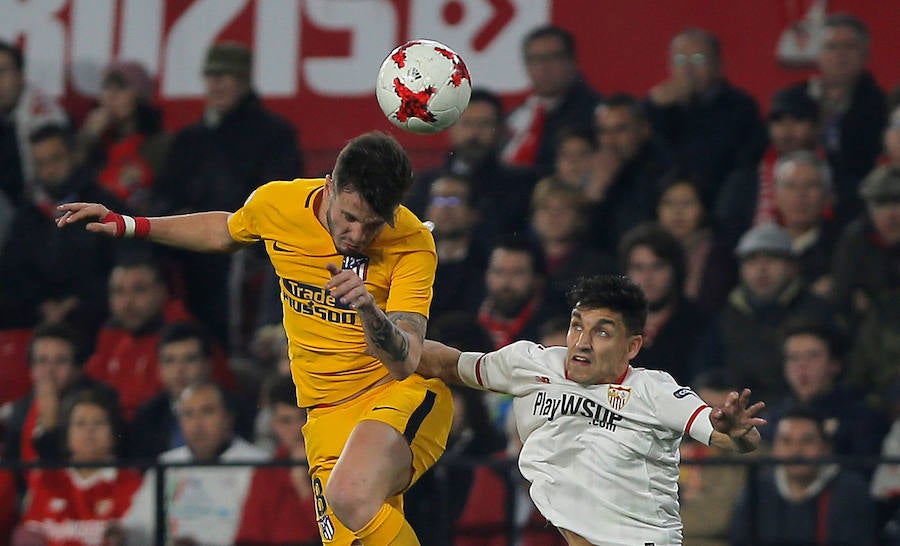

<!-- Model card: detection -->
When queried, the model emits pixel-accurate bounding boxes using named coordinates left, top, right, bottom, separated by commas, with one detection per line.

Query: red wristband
left=100, top=212, right=151, bottom=239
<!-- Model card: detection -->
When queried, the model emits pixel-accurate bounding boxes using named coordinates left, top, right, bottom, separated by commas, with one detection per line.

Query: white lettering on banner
left=256, top=0, right=300, bottom=95
left=303, top=0, right=396, bottom=96
left=0, top=0, right=67, bottom=96
left=162, top=0, right=248, bottom=96
left=120, top=0, right=164, bottom=76
left=70, top=0, right=115, bottom=96
left=408, top=0, right=551, bottom=93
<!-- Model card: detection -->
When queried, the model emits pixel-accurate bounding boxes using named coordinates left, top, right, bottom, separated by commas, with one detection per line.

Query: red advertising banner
left=1, top=0, right=898, bottom=174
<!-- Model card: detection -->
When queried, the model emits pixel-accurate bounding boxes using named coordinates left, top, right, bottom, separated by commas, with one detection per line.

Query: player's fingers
left=326, top=262, right=341, bottom=276
left=59, top=203, right=108, bottom=225
left=745, top=401, right=766, bottom=415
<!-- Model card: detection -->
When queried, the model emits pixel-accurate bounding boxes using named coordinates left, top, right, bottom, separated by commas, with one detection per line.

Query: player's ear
left=626, top=334, right=643, bottom=361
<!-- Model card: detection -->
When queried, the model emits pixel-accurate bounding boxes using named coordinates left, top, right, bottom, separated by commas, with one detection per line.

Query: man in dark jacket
left=152, top=42, right=302, bottom=342
left=780, top=14, right=887, bottom=226
left=0, top=124, right=124, bottom=342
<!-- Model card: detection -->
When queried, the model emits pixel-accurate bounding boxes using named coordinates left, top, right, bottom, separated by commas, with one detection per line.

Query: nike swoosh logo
left=272, top=241, right=291, bottom=252
left=372, top=406, right=400, bottom=412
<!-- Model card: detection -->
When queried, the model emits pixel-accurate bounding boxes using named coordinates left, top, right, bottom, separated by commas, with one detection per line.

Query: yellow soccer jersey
left=227, top=179, right=437, bottom=407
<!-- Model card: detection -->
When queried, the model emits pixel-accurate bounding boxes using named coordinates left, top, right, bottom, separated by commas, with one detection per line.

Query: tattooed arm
left=325, top=263, right=427, bottom=379
left=357, top=308, right=427, bottom=379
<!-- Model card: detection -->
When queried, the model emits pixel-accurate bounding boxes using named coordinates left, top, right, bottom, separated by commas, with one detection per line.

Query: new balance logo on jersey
left=342, top=255, right=369, bottom=280
left=532, top=391, right=623, bottom=430
left=536, top=376, right=551, bottom=384
left=673, top=387, right=697, bottom=399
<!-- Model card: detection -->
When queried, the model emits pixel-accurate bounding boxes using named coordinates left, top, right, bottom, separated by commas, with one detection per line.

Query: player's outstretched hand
left=710, top=388, right=767, bottom=441
left=325, top=262, right=375, bottom=311
left=55, top=202, right=117, bottom=236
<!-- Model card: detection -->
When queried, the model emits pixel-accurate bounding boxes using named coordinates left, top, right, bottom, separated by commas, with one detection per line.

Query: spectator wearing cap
left=717, top=87, right=822, bottom=243
left=831, top=165, right=900, bottom=318
left=78, top=61, right=170, bottom=214
left=780, top=13, right=888, bottom=226
left=695, top=223, right=835, bottom=402
left=0, top=39, right=68, bottom=204
left=645, top=28, right=766, bottom=209
left=151, top=42, right=302, bottom=344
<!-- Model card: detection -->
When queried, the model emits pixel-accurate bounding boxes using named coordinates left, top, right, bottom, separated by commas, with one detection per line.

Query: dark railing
left=2, top=455, right=894, bottom=545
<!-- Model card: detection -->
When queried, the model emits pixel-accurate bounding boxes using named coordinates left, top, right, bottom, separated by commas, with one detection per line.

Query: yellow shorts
left=302, top=373, right=453, bottom=544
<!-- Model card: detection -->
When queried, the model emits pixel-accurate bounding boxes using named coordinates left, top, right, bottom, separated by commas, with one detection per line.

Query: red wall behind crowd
left=2, top=0, right=898, bottom=175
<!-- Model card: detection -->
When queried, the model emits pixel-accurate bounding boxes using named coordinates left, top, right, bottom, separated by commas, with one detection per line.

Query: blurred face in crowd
left=178, top=385, right=233, bottom=461
left=669, top=32, right=720, bottom=95
left=868, top=199, right=900, bottom=246
left=524, top=34, right=576, bottom=99
left=32, top=136, right=75, bottom=191
left=740, top=253, right=796, bottom=301
left=0, top=50, right=23, bottom=113
left=532, top=194, right=583, bottom=244
left=818, top=25, right=868, bottom=86
left=657, top=182, right=705, bottom=241
left=773, top=417, right=830, bottom=484
left=159, top=338, right=210, bottom=399
left=449, top=99, right=502, bottom=164
left=769, top=116, right=818, bottom=155
left=109, top=265, right=167, bottom=332
left=555, top=134, right=594, bottom=186
left=30, top=336, right=78, bottom=391
left=271, top=402, right=307, bottom=453
left=426, top=177, right=477, bottom=240
left=565, top=306, right=641, bottom=386
left=485, top=248, right=540, bottom=317
left=885, top=109, right=900, bottom=167
left=100, top=78, right=140, bottom=122
left=784, top=333, right=838, bottom=402
left=775, top=161, right=830, bottom=232
left=627, top=246, right=676, bottom=310
left=596, top=105, right=649, bottom=162
left=68, top=402, right=115, bottom=463
left=204, top=72, right=248, bottom=114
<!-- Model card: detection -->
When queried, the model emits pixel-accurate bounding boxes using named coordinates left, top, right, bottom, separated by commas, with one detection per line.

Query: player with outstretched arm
left=417, top=274, right=766, bottom=546
left=58, top=132, right=452, bottom=546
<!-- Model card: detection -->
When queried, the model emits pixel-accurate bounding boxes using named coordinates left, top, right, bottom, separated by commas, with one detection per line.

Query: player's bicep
left=650, top=378, right=715, bottom=444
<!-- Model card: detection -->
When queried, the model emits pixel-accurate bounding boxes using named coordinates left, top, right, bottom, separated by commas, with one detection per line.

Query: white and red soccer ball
left=376, top=39, right=472, bottom=135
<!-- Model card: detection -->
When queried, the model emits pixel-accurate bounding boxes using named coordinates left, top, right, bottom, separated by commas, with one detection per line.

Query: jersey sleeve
left=227, top=188, right=265, bottom=243
left=384, top=243, right=437, bottom=317
left=457, top=340, right=539, bottom=395
left=647, top=372, right=715, bottom=445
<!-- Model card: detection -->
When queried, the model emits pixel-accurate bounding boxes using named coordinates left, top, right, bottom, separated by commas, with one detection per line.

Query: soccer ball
left=376, top=39, right=472, bottom=135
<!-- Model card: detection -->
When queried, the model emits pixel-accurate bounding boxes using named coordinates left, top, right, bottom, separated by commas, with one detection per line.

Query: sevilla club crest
left=607, top=385, right=631, bottom=411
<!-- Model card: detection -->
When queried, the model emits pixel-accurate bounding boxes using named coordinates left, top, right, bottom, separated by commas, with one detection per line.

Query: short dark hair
left=523, top=25, right=576, bottom=59
left=490, top=235, right=547, bottom=278
left=778, top=405, right=830, bottom=443
left=29, top=123, right=74, bottom=149
left=266, top=375, right=299, bottom=408
left=0, top=40, right=24, bottom=72
left=673, top=27, right=721, bottom=66
left=28, top=322, right=82, bottom=367
left=468, top=88, right=504, bottom=123
left=781, top=320, right=846, bottom=360
left=332, top=131, right=413, bottom=226
left=618, top=222, right=687, bottom=294
left=159, top=322, right=213, bottom=359
left=568, top=275, right=648, bottom=336
left=825, top=13, right=870, bottom=44
left=112, top=247, right=166, bottom=284
left=429, top=173, right=477, bottom=208
left=60, top=386, right=124, bottom=460
left=598, top=93, right=648, bottom=124
left=178, top=380, right=233, bottom=415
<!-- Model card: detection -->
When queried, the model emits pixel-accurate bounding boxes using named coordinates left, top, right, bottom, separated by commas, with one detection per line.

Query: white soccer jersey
left=458, top=341, right=715, bottom=546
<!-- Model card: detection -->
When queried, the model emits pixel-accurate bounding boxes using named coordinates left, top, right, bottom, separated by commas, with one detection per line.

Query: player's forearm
left=357, top=306, right=420, bottom=380
left=417, top=340, right=463, bottom=384
left=146, top=212, right=244, bottom=253
left=710, top=427, right=761, bottom=453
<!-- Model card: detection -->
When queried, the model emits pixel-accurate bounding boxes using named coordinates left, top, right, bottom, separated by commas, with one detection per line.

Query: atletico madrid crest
left=607, top=385, right=631, bottom=411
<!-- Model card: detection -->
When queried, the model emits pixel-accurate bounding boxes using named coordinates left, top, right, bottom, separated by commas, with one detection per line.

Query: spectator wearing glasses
left=646, top=28, right=766, bottom=209
left=779, top=14, right=888, bottom=226
left=502, top=25, right=600, bottom=173
left=423, top=174, right=489, bottom=321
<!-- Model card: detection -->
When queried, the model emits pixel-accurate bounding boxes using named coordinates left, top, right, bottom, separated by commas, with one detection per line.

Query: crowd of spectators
left=0, top=12, right=898, bottom=546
